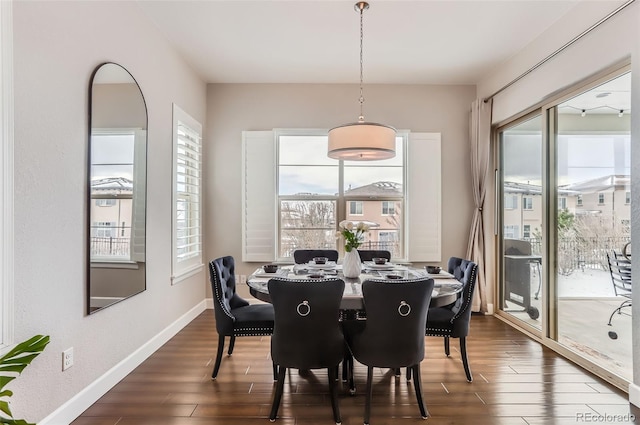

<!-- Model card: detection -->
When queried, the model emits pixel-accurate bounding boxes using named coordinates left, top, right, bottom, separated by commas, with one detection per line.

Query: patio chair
left=606, top=250, right=632, bottom=339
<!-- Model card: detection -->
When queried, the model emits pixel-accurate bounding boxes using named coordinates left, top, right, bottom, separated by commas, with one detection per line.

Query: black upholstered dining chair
left=268, top=278, right=346, bottom=424
left=357, top=249, right=391, bottom=262
left=423, top=256, right=478, bottom=382
left=293, top=249, right=339, bottom=264
left=209, top=256, right=276, bottom=380
left=344, top=277, right=434, bottom=425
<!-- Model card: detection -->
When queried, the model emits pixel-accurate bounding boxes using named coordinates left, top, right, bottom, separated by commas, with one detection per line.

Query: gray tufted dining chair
left=209, top=256, right=276, bottom=380
left=267, top=277, right=346, bottom=424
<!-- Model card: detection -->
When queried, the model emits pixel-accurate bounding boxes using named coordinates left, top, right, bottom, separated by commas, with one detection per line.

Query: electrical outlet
left=239, top=274, right=247, bottom=284
left=62, top=347, right=74, bottom=371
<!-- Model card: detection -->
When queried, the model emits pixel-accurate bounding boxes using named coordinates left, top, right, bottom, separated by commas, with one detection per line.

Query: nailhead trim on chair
left=451, top=263, right=478, bottom=323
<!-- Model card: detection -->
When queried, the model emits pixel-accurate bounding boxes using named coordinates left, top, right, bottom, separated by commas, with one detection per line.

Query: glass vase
left=342, top=249, right=362, bottom=278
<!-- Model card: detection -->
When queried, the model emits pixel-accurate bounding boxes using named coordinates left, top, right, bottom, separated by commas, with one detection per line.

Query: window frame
left=381, top=200, right=395, bottom=215
left=171, top=104, right=204, bottom=284
left=349, top=200, right=363, bottom=215
left=523, top=197, right=533, bottom=210
left=274, top=129, right=408, bottom=262
left=598, top=193, right=605, bottom=205
left=0, top=0, right=13, bottom=352
left=504, top=194, right=518, bottom=210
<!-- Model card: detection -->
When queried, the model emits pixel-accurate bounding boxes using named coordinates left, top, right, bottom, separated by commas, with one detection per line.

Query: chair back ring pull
left=398, top=300, right=411, bottom=317
left=296, top=300, right=311, bottom=317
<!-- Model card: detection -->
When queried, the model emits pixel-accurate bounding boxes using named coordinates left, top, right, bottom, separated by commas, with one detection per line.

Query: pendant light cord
left=358, top=2, right=365, bottom=122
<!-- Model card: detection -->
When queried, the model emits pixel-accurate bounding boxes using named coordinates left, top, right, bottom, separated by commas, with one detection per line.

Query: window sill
left=172, top=263, right=204, bottom=285
left=90, top=261, right=140, bottom=270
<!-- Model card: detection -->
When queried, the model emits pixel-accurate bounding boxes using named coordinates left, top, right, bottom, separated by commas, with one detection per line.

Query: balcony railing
left=526, top=236, right=629, bottom=274
left=91, top=237, right=130, bottom=257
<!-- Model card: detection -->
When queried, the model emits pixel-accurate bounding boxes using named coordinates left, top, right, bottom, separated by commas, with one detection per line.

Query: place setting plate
left=306, top=261, right=337, bottom=270
left=363, top=261, right=396, bottom=270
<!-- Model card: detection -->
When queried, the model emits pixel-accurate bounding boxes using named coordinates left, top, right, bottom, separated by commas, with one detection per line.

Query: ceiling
left=136, top=0, right=588, bottom=85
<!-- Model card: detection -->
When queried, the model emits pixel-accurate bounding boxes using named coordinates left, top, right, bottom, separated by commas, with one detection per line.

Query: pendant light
left=328, top=2, right=396, bottom=161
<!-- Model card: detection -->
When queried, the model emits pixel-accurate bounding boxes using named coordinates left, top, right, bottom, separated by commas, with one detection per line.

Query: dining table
left=247, top=261, right=464, bottom=310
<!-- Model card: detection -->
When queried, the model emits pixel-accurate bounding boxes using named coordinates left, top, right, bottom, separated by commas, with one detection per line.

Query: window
left=349, top=201, right=363, bottom=215
left=0, top=0, right=12, bottom=350
left=558, top=197, right=567, bottom=210
left=242, top=130, right=442, bottom=262
left=577, top=195, right=583, bottom=206
left=172, top=105, right=203, bottom=283
left=90, top=130, right=137, bottom=261
left=504, top=195, right=518, bottom=209
left=523, top=197, right=533, bottom=210
left=381, top=201, right=395, bottom=215
left=523, top=225, right=531, bottom=239
left=277, top=133, right=404, bottom=258
left=598, top=193, right=605, bottom=205
left=625, top=191, right=631, bottom=204
left=96, top=199, right=116, bottom=207
left=504, top=225, right=519, bottom=239
left=92, top=221, right=117, bottom=238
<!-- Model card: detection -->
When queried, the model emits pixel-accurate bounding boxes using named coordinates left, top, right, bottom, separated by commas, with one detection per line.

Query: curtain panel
left=467, top=98, right=492, bottom=313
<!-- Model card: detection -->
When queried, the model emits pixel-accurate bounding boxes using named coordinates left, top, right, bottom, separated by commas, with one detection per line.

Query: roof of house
left=91, top=177, right=133, bottom=192
left=560, top=174, right=630, bottom=193
left=344, top=181, right=402, bottom=197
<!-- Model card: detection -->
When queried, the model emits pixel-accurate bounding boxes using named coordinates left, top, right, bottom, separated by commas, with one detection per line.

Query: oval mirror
left=87, top=63, right=147, bottom=314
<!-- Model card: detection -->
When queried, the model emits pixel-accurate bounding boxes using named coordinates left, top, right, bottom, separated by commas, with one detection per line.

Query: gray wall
left=204, top=83, right=476, bottom=297
left=12, top=1, right=206, bottom=421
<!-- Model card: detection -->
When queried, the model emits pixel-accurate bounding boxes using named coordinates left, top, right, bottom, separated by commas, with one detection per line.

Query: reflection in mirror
left=88, top=63, right=147, bottom=314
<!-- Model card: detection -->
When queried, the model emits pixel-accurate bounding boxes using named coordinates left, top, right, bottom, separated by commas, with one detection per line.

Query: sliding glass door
left=498, top=67, right=632, bottom=386
left=499, top=114, right=543, bottom=333
left=552, top=71, right=632, bottom=382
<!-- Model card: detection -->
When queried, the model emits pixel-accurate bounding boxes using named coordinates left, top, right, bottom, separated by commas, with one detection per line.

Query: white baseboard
left=486, top=303, right=495, bottom=315
left=205, top=297, right=213, bottom=309
left=39, top=300, right=207, bottom=425
left=629, top=382, right=640, bottom=407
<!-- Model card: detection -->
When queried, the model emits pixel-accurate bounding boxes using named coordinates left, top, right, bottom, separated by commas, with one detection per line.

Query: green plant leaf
left=0, top=335, right=49, bottom=424
left=0, top=377, right=14, bottom=393
left=0, top=400, right=12, bottom=417
left=1, top=416, right=34, bottom=425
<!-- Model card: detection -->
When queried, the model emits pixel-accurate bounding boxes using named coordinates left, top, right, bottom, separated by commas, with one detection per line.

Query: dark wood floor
left=73, top=312, right=638, bottom=425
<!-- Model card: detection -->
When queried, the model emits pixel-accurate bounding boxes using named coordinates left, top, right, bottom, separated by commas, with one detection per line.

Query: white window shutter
left=131, top=129, right=146, bottom=262
left=242, top=131, right=276, bottom=262
left=407, top=132, right=441, bottom=262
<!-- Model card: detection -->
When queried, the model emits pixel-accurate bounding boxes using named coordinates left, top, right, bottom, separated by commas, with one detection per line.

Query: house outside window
left=523, top=197, right=533, bottom=210
left=598, top=193, right=605, bottom=205
left=626, top=191, right=631, bottom=204
left=523, top=225, right=531, bottom=239
left=577, top=195, right=583, bottom=206
left=381, top=201, right=395, bottom=215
